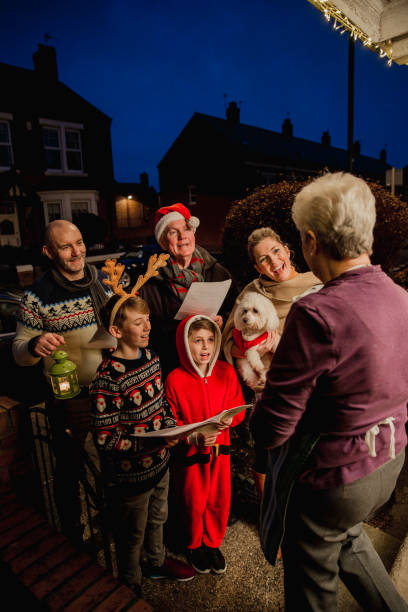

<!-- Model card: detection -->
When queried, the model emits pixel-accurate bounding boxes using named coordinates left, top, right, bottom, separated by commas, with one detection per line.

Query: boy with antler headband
left=90, top=255, right=195, bottom=597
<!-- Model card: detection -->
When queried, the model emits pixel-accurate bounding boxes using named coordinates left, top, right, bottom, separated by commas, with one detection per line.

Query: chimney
left=353, top=140, right=361, bottom=157
left=140, top=172, right=149, bottom=187
left=379, top=148, right=387, bottom=163
left=33, top=44, right=58, bottom=81
left=321, top=130, right=331, bottom=147
left=226, top=101, right=240, bottom=124
left=282, top=117, right=293, bottom=138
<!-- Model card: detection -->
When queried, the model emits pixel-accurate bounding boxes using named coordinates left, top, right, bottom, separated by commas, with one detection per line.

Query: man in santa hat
left=139, top=203, right=237, bottom=379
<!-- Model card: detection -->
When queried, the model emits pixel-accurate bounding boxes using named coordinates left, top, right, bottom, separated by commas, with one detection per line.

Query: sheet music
left=131, top=404, right=251, bottom=439
left=174, top=279, right=232, bottom=320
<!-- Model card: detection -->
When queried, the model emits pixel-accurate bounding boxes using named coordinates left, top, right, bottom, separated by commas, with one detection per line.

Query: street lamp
left=49, top=350, right=81, bottom=399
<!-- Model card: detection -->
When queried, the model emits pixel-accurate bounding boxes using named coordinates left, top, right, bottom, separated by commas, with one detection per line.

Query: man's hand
left=33, top=333, right=65, bottom=357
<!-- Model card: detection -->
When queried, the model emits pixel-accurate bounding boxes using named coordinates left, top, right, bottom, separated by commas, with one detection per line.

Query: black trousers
left=45, top=387, right=91, bottom=543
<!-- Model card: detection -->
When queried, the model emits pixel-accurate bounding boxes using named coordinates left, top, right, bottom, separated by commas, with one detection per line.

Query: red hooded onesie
left=165, top=315, right=245, bottom=549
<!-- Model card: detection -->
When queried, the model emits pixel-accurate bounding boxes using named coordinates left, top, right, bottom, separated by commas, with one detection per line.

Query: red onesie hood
left=176, top=315, right=221, bottom=378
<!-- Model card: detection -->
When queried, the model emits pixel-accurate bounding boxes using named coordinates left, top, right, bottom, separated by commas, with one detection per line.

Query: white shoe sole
left=191, top=563, right=211, bottom=574
left=211, top=561, right=227, bottom=574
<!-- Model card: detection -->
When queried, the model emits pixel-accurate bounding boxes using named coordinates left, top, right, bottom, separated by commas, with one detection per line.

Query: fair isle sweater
left=90, top=349, right=177, bottom=492
left=12, top=269, right=109, bottom=386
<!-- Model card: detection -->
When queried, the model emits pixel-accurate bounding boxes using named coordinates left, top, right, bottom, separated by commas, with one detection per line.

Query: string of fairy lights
left=307, top=0, right=393, bottom=66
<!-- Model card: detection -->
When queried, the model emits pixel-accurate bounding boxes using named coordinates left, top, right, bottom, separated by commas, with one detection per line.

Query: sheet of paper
left=174, top=279, right=232, bottom=320
left=130, top=404, right=252, bottom=439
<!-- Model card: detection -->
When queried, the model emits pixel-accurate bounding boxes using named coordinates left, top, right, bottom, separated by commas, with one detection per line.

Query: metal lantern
left=49, top=350, right=81, bottom=400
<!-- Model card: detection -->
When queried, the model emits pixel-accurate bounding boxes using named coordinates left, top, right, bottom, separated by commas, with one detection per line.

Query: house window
left=42, top=127, right=62, bottom=170
left=38, top=190, right=98, bottom=225
left=65, top=130, right=83, bottom=171
left=0, top=120, right=13, bottom=170
left=0, top=200, right=20, bottom=246
left=71, top=200, right=91, bottom=224
left=40, top=119, right=84, bottom=174
left=45, top=201, right=62, bottom=223
left=0, top=219, right=14, bottom=235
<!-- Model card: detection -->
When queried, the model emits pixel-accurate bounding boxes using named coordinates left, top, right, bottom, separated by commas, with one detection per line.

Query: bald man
left=13, top=219, right=109, bottom=386
left=12, top=219, right=110, bottom=543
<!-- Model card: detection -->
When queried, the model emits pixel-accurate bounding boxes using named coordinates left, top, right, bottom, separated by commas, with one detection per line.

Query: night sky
left=1, top=0, right=407, bottom=190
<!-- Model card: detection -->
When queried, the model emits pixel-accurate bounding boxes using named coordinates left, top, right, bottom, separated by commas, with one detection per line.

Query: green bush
left=222, top=179, right=408, bottom=287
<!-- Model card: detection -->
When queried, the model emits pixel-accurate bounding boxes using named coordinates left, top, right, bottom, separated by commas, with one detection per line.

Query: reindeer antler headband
left=102, top=253, right=170, bottom=326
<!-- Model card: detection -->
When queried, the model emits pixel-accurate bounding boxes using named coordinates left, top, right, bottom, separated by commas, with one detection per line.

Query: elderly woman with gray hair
left=250, top=172, right=408, bottom=611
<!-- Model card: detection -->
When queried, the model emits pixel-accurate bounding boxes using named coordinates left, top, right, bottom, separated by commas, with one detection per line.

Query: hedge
left=222, top=178, right=408, bottom=288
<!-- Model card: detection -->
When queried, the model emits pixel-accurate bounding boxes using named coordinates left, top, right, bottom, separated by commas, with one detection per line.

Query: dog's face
left=234, top=292, right=279, bottom=336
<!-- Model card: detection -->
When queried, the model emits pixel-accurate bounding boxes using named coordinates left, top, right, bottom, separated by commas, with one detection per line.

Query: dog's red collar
left=232, top=328, right=269, bottom=353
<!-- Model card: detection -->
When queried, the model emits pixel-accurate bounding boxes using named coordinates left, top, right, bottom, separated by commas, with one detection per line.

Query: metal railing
left=28, top=402, right=117, bottom=575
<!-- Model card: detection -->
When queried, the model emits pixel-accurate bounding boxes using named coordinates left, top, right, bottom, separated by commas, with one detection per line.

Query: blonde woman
left=222, top=227, right=321, bottom=495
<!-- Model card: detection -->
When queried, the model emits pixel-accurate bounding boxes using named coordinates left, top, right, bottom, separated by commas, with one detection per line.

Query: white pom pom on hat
left=154, top=203, right=200, bottom=245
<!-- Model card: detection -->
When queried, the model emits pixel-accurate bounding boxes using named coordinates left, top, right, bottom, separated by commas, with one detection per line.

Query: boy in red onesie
left=165, top=315, right=245, bottom=574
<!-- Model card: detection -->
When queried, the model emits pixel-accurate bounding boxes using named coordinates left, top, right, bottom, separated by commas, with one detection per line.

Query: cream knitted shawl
left=221, top=271, right=321, bottom=364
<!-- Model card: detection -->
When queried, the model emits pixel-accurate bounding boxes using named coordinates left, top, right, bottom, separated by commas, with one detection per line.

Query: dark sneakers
left=188, top=546, right=227, bottom=574
left=207, top=547, right=227, bottom=574
left=145, top=556, right=195, bottom=581
left=187, top=546, right=211, bottom=574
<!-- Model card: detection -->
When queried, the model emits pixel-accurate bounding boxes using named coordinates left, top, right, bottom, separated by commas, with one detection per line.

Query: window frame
left=38, top=190, right=98, bottom=225
left=0, top=199, right=20, bottom=246
left=39, top=118, right=86, bottom=175
left=0, top=113, right=14, bottom=172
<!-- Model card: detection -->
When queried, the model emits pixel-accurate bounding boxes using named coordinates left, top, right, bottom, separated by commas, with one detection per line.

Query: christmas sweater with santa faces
left=90, top=348, right=176, bottom=493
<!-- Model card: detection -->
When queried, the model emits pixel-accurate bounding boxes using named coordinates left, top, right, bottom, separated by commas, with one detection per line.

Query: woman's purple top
left=251, top=265, right=408, bottom=489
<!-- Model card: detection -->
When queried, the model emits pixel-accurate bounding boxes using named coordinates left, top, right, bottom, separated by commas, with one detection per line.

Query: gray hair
left=292, top=172, right=376, bottom=260
left=247, top=227, right=285, bottom=263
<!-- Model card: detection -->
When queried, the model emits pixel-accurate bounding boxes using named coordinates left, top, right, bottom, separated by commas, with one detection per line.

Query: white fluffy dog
left=232, top=292, right=280, bottom=388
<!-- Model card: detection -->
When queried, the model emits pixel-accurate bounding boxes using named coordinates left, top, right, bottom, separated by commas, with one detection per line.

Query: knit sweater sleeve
left=12, top=291, right=43, bottom=367
left=90, top=367, right=133, bottom=454
left=164, top=379, right=186, bottom=427
left=161, top=393, right=178, bottom=429
left=250, top=302, right=335, bottom=449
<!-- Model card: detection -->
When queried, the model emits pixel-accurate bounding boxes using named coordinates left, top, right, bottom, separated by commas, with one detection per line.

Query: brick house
left=0, top=44, right=157, bottom=252
left=158, top=102, right=391, bottom=251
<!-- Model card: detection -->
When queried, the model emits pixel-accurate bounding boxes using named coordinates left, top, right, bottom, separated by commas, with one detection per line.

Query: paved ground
left=139, top=443, right=408, bottom=611
left=4, top=414, right=407, bottom=611
left=143, top=519, right=285, bottom=612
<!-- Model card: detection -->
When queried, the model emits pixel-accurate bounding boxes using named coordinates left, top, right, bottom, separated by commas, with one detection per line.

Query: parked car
left=0, top=290, right=22, bottom=342
left=118, top=244, right=162, bottom=289
left=0, top=290, right=47, bottom=402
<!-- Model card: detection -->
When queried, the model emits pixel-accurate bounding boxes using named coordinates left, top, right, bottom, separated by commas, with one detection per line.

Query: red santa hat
left=154, top=203, right=200, bottom=246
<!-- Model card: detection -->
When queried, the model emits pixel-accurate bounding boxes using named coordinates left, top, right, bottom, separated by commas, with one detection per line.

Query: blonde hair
left=101, top=295, right=149, bottom=330
left=247, top=227, right=287, bottom=263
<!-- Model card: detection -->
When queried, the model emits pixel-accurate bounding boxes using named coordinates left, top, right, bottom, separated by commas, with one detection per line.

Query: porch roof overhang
left=307, top=0, right=408, bottom=66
